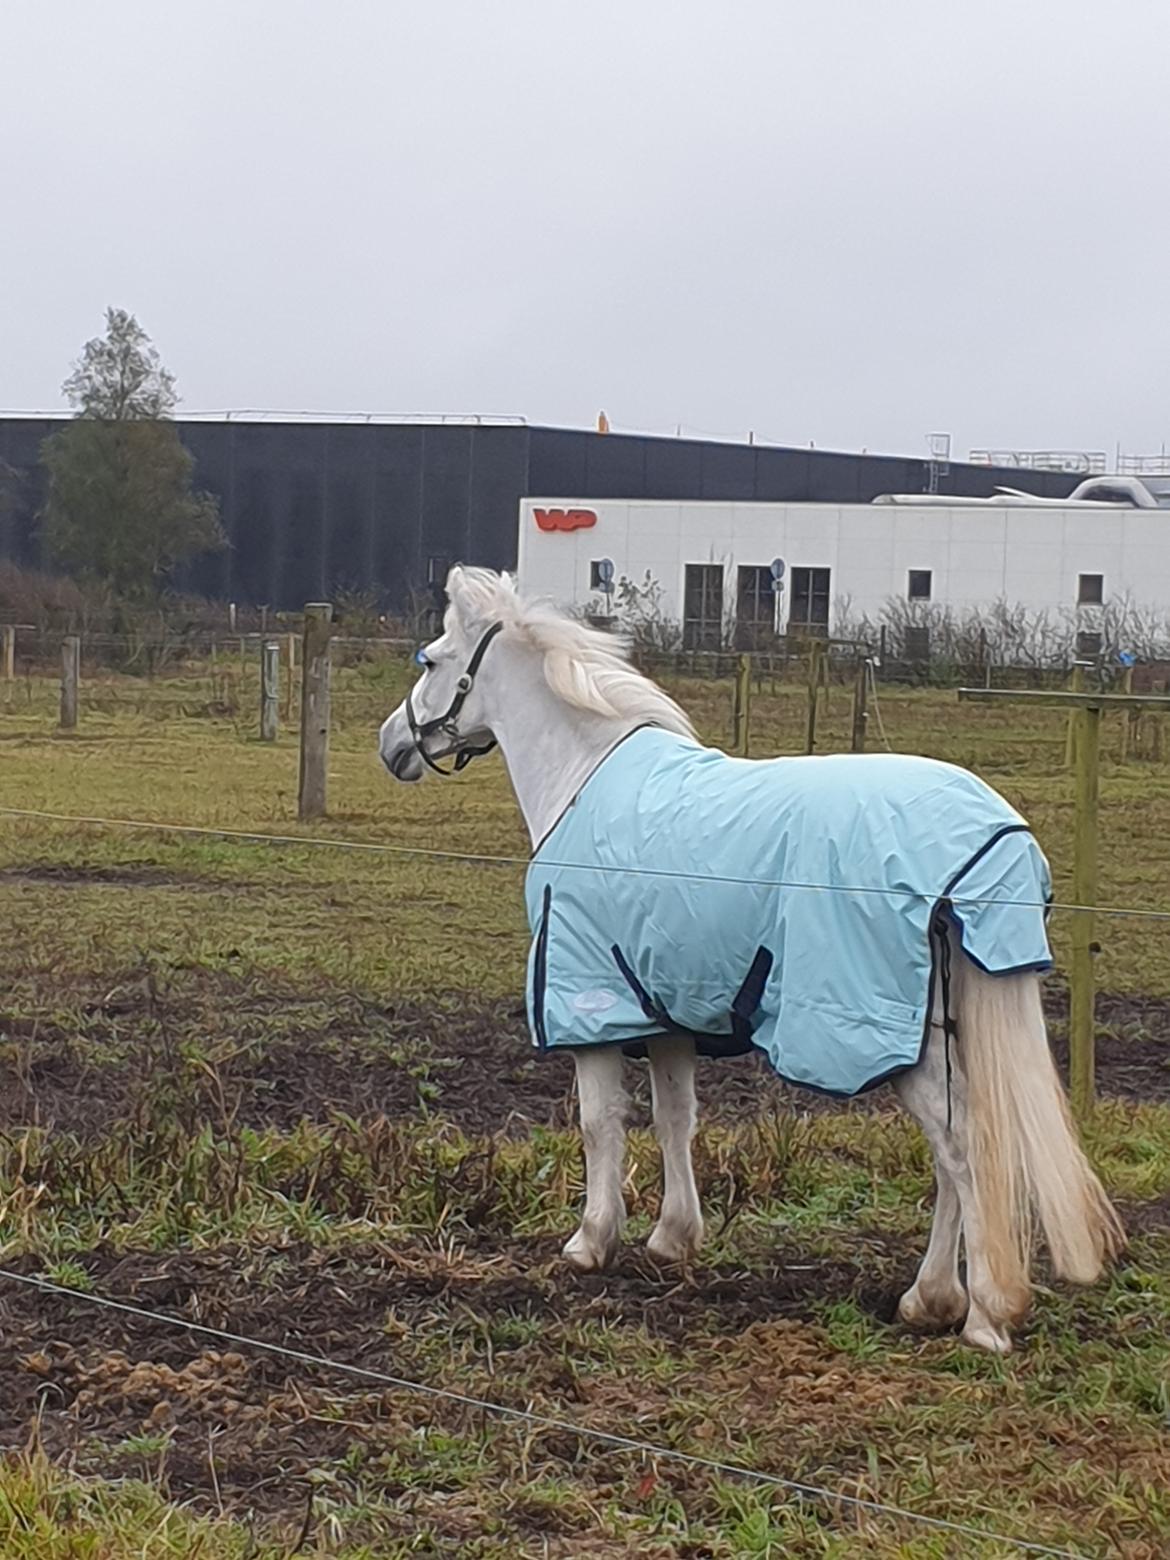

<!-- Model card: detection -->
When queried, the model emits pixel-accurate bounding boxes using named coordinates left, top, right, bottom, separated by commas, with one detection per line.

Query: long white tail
left=956, top=954, right=1125, bottom=1317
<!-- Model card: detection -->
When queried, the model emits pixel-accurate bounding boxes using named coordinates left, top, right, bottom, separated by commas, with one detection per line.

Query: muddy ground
left=1, top=1202, right=1166, bottom=1542
left=1, top=968, right=1168, bottom=1548
left=0, top=1236, right=911, bottom=1523
left=2, top=969, right=1169, bottom=1143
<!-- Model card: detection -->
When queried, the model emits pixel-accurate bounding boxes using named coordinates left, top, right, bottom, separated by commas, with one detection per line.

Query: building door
left=735, top=565, right=774, bottom=649
left=683, top=564, right=724, bottom=650
left=788, top=567, right=831, bottom=636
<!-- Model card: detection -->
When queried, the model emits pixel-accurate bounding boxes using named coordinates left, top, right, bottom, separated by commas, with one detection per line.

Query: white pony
left=379, top=567, right=1124, bottom=1353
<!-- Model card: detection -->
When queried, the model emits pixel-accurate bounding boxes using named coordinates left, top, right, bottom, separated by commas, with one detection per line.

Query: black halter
left=405, top=620, right=505, bottom=776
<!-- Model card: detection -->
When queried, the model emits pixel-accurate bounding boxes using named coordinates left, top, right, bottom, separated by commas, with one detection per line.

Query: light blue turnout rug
left=524, top=728, right=1052, bottom=1096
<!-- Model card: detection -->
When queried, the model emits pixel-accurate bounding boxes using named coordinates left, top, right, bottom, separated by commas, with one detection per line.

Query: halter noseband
left=405, top=620, right=505, bottom=776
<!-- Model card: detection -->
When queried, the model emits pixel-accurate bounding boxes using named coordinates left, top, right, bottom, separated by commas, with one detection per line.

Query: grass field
left=1, top=655, right=1168, bottom=1557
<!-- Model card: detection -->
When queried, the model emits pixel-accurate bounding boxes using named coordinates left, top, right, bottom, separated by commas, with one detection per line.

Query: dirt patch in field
left=0, top=966, right=796, bottom=1138
left=0, top=1237, right=898, bottom=1362
left=0, top=980, right=582, bottom=1139
left=0, top=862, right=248, bottom=890
left=1119, top=1190, right=1170, bottom=1238
left=2, top=969, right=1168, bottom=1145
left=0, top=1234, right=920, bottom=1533
left=1, top=1230, right=1167, bottom=1553
left=1044, top=983, right=1170, bottom=1102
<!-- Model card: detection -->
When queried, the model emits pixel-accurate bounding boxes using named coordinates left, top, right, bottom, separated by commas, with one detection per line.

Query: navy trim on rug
left=942, top=823, right=1030, bottom=898
left=531, top=723, right=656, bottom=858
left=531, top=884, right=552, bottom=1052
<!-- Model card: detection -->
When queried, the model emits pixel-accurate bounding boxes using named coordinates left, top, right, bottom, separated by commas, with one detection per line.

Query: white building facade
left=516, top=497, right=1170, bottom=651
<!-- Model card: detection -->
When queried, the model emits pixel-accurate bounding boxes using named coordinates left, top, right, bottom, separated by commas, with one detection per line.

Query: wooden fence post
left=3, top=625, right=14, bottom=681
left=732, top=653, right=752, bottom=755
left=60, top=635, right=80, bottom=729
left=850, top=657, right=869, bottom=752
left=282, top=633, right=296, bottom=723
left=805, top=639, right=824, bottom=754
left=260, top=640, right=279, bottom=742
left=1065, top=663, right=1085, bottom=770
left=298, top=604, right=333, bottom=819
left=1069, top=702, right=1101, bottom=1116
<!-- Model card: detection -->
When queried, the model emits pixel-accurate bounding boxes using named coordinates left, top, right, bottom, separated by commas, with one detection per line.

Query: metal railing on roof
left=0, top=408, right=529, bottom=426
left=968, top=449, right=1109, bottom=474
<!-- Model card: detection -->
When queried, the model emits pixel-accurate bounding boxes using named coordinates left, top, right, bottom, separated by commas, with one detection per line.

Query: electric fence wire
left=4, top=804, right=1170, bottom=923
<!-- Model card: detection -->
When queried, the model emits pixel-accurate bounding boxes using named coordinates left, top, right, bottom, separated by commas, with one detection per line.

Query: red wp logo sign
left=534, top=507, right=597, bottom=533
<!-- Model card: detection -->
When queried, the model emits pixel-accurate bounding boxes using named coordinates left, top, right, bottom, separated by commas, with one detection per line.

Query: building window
left=788, top=567, right=831, bottom=635
left=683, top=563, right=724, bottom=650
left=908, top=569, right=932, bottom=601
left=735, top=565, right=774, bottom=649
left=1077, top=573, right=1104, bottom=605
left=1076, top=629, right=1103, bottom=660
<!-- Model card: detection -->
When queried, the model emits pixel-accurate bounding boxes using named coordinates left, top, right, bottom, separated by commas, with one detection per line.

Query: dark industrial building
left=0, top=416, right=1076, bottom=611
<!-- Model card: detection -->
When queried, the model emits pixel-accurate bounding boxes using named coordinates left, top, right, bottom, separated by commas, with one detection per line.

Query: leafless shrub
left=833, top=591, right=1170, bottom=679
left=586, top=570, right=685, bottom=653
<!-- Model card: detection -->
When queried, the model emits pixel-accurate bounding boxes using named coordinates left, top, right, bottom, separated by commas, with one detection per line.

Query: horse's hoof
left=563, top=1224, right=619, bottom=1272
left=898, top=1283, right=967, bottom=1330
left=961, top=1320, right=1013, bottom=1354
left=647, top=1220, right=703, bottom=1264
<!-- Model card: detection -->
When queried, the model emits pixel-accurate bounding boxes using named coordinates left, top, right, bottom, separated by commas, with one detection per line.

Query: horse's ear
left=445, top=565, right=504, bottom=631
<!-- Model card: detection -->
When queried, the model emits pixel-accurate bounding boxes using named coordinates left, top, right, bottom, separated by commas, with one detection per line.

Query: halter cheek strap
left=405, top=620, right=505, bottom=776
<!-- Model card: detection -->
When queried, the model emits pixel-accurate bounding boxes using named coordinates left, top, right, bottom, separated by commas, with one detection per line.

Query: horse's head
left=380, top=564, right=694, bottom=790
left=379, top=566, right=513, bottom=781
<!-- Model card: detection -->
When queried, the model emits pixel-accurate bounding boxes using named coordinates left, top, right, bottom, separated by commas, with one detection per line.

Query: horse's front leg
left=563, top=1045, right=628, bottom=1271
left=646, top=1034, right=703, bottom=1262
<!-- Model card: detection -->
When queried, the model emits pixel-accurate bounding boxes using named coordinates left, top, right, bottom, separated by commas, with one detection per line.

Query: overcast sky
left=3, top=1, right=1168, bottom=462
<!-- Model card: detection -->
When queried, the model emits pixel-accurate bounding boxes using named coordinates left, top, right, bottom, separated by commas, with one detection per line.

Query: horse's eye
left=414, top=650, right=431, bottom=668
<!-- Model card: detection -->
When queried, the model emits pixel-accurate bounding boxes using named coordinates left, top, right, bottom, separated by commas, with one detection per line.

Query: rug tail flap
left=946, top=828, right=1054, bottom=974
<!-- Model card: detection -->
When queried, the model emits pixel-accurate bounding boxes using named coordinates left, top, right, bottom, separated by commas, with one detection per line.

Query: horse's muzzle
left=382, top=742, right=424, bottom=782
left=379, top=709, right=426, bottom=782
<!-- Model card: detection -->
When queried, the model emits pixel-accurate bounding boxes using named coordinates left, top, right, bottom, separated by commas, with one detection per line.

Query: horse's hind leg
left=646, top=1034, right=703, bottom=1263
left=563, top=1045, right=627, bottom=1272
left=894, top=1031, right=968, bottom=1331
left=897, top=1153, right=965, bottom=1329
left=896, top=1021, right=1016, bottom=1353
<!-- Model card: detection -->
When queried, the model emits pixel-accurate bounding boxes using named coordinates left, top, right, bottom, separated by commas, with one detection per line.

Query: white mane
left=445, top=567, right=695, bottom=739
